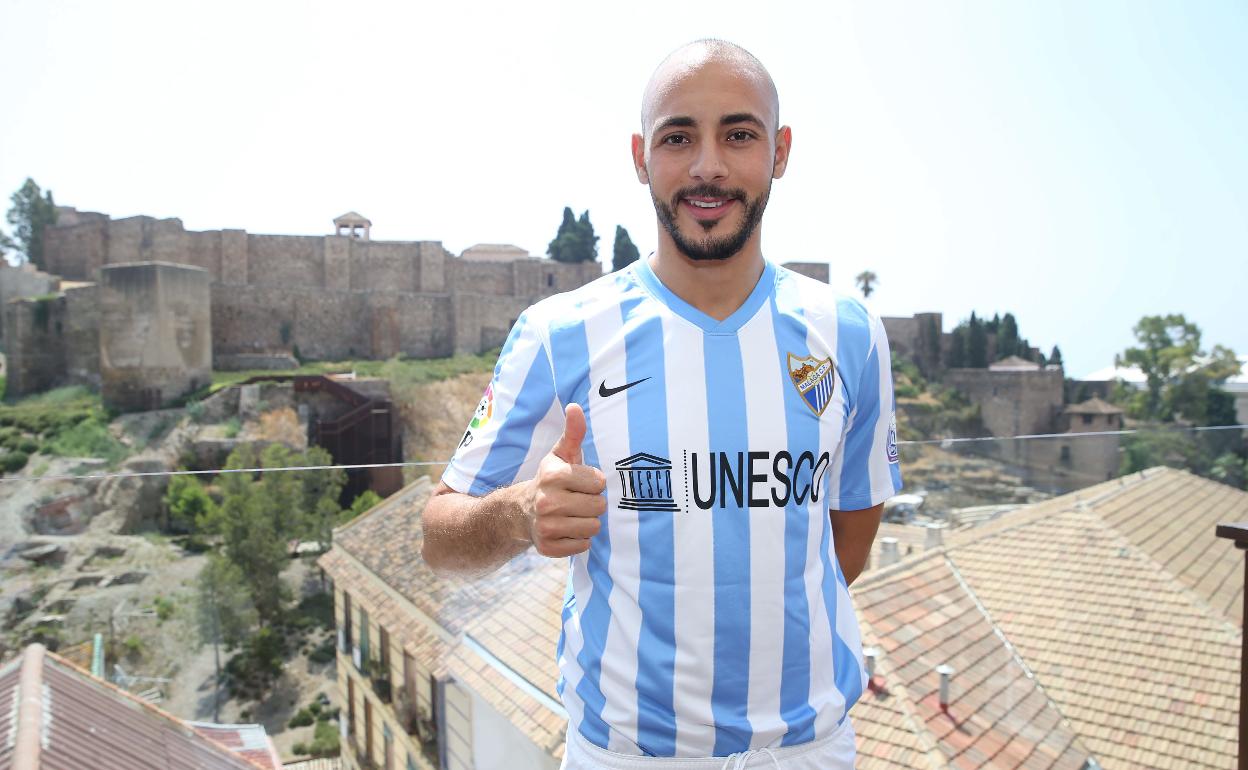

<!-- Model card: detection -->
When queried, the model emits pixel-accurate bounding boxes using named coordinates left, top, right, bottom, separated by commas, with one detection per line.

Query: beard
left=652, top=181, right=770, bottom=262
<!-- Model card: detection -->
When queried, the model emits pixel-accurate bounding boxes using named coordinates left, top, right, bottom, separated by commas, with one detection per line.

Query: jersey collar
left=633, top=257, right=777, bottom=335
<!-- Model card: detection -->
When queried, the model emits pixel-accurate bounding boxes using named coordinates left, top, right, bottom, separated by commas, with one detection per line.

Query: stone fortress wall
left=40, top=207, right=602, bottom=365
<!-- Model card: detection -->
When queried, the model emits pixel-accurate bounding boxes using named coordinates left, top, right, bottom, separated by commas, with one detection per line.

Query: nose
left=688, top=140, right=728, bottom=182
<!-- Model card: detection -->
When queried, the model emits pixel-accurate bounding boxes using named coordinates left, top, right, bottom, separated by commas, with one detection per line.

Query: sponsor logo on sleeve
left=886, top=416, right=899, bottom=463
left=469, top=383, right=495, bottom=430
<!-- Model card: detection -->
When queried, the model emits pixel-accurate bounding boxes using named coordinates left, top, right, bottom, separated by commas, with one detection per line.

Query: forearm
left=834, top=538, right=871, bottom=587
left=420, top=481, right=534, bottom=578
left=830, top=502, right=884, bottom=587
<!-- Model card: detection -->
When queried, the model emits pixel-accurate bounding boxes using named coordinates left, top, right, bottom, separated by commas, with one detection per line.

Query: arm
left=421, top=479, right=535, bottom=578
left=421, top=403, right=606, bottom=579
left=829, top=502, right=884, bottom=587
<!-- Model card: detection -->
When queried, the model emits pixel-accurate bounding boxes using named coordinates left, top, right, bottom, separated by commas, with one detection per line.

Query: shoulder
left=521, top=264, right=645, bottom=337
left=773, top=263, right=884, bottom=350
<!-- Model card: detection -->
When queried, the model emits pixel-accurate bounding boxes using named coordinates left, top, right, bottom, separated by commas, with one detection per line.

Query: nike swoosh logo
left=599, top=377, right=650, bottom=398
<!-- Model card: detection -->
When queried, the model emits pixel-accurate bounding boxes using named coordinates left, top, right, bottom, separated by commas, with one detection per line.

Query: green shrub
left=122, top=635, right=144, bottom=660
left=154, top=596, right=175, bottom=623
left=223, top=417, right=241, bottom=439
left=186, top=399, right=205, bottom=423
left=308, top=637, right=335, bottom=665
left=288, top=708, right=315, bottom=728
left=295, top=592, right=334, bottom=631
left=45, top=418, right=129, bottom=463
left=1, top=451, right=30, bottom=473
left=292, top=742, right=309, bottom=756
left=307, top=718, right=340, bottom=757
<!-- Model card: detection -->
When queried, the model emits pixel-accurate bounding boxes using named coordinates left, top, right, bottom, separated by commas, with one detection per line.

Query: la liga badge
left=787, top=353, right=835, bottom=416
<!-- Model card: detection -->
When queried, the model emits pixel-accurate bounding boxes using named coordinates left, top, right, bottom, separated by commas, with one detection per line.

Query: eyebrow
left=652, top=112, right=768, bottom=135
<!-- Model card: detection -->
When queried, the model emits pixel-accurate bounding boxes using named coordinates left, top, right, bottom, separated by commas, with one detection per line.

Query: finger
left=540, top=537, right=594, bottom=558
left=560, top=465, right=606, bottom=495
left=550, top=402, right=586, bottom=465
left=538, top=514, right=602, bottom=541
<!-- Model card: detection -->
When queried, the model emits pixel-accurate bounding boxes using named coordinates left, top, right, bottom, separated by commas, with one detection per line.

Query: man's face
left=632, top=58, right=791, bottom=262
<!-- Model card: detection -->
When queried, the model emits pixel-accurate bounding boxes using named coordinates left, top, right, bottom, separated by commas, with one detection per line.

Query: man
left=422, top=39, right=902, bottom=769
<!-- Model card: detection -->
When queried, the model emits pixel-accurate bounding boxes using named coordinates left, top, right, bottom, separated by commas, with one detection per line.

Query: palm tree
left=855, top=270, right=878, bottom=299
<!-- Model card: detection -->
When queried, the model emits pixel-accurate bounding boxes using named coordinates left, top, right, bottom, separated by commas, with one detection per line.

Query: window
left=546, top=273, right=554, bottom=287
left=1060, top=445, right=1071, bottom=463
left=379, top=626, right=390, bottom=677
left=347, top=677, right=355, bottom=736
left=359, top=608, right=370, bottom=673
left=365, top=699, right=374, bottom=763
left=343, top=591, right=353, bottom=649
left=1082, top=414, right=1093, bottom=425
left=383, top=723, right=393, bottom=770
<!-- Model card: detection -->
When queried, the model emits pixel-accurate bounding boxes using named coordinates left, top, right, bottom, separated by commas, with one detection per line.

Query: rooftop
left=0, top=644, right=275, bottom=770
left=332, top=211, right=371, bottom=227
left=323, top=467, right=1246, bottom=768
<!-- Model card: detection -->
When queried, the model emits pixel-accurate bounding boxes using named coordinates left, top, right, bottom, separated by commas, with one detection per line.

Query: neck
left=649, top=235, right=766, bottom=322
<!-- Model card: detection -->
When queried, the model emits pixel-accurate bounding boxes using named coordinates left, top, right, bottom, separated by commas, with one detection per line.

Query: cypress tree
left=612, top=226, right=640, bottom=271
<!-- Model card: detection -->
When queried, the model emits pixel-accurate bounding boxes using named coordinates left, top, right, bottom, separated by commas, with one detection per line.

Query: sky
left=1, top=0, right=1244, bottom=380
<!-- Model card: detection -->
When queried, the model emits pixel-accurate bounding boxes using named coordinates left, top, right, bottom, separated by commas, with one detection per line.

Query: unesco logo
left=615, top=453, right=680, bottom=513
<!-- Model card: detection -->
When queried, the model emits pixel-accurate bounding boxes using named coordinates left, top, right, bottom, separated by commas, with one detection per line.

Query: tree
left=206, top=443, right=342, bottom=625
left=855, top=271, right=877, bottom=299
left=967, top=312, right=988, bottom=368
left=997, top=313, right=1019, bottom=360
left=1211, top=453, right=1248, bottom=490
left=164, top=473, right=217, bottom=534
left=2, top=178, right=59, bottom=270
left=1115, top=314, right=1239, bottom=422
left=547, top=207, right=599, bottom=263
left=612, top=226, right=640, bottom=272
left=948, top=326, right=967, bottom=368
left=197, top=554, right=257, bottom=722
left=1049, top=345, right=1063, bottom=368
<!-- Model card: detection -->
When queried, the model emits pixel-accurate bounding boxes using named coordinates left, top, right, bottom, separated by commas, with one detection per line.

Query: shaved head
left=640, top=39, right=780, bottom=139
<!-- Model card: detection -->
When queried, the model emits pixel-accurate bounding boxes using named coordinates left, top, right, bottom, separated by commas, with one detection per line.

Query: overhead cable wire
left=0, top=424, right=1243, bottom=485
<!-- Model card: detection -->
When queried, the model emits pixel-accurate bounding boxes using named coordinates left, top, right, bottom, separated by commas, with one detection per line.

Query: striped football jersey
left=442, top=258, right=904, bottom=757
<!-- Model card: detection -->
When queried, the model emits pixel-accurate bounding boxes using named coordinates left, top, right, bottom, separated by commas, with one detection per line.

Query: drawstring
left=719, top=747, right=782, bottom=770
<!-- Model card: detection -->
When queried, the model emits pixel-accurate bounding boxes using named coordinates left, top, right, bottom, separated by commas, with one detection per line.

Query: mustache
left=671, top=184, right=747, bottom=203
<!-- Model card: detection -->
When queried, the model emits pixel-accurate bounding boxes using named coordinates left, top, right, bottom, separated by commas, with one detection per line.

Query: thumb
left=551, top=402, right=586, bottom=465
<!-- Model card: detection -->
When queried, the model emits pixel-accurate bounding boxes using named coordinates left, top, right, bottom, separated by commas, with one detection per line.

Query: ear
left=772, top=125, right=793, bottom=179
left=631, top=133, right=650, bottom=184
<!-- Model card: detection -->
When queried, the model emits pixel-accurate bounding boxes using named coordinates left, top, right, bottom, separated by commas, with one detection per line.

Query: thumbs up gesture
left=526, top=403, right=607, bottom=557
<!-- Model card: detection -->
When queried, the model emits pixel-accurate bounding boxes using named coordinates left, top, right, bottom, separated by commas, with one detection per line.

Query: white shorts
left=559, top=717, right=857, bottom=770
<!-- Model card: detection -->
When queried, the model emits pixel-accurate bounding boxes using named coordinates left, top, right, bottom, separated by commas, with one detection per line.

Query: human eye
left=660, top=133, right=690, bottom=146
left=727, top=129, right=756, bottom=142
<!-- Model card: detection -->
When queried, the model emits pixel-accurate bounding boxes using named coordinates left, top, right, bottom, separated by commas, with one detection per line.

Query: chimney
left=925, top=523, right=947, bottom=550
left=879, top=537, right=900, bottom=567
left=936, top=664, right=955, bottom=713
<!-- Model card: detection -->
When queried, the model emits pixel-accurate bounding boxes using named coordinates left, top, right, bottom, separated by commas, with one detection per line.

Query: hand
left=527, top=403, right=607, bottom=557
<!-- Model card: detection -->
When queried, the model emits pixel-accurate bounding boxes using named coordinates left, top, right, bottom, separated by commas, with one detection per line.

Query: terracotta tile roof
left=188, top=723, right=283, bottom=770
left=320, top=480, right=569, bottom=757
left=0, top=644, right=271, bottom=770
left=1085, top=466, right=1246, bottom=625
left=326, top=468, right=1245, bottom=768
left=949, top=514, right=1239, bottom=767
left=854, top=466, right=1244, bottom=769
left=854, top=555, right=1093, bottom=769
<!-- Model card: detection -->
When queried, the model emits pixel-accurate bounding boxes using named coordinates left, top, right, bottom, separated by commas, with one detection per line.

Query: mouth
left=680, top=196, right=738, bottom=222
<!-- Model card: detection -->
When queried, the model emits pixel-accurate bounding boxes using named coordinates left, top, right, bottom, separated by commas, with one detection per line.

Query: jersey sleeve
left=440, top=310, right=563, bottom=496
left=826, top=312, right=904, bottom=510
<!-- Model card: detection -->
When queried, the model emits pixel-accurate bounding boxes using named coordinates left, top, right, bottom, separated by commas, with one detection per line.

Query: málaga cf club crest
left=787, top=353, right=836, bottom=417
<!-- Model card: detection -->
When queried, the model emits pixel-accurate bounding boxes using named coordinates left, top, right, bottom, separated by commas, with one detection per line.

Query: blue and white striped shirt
left=442, top=258, right=903, bottom=757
